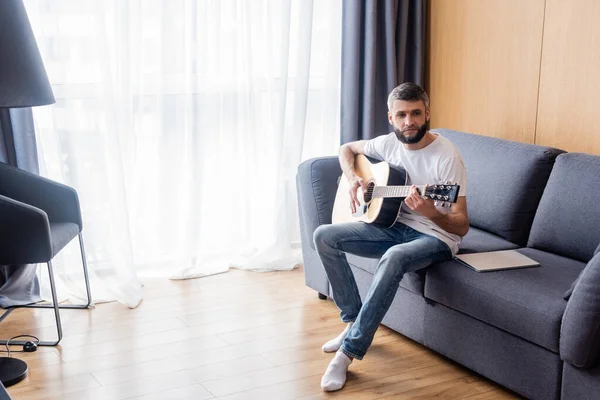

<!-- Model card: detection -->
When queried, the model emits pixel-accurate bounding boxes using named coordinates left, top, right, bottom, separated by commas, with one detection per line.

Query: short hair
left=387, top=82, right=430, bottom=110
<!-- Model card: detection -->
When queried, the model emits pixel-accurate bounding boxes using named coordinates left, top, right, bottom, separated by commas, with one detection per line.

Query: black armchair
left=0, top=161, right=92, bottom=346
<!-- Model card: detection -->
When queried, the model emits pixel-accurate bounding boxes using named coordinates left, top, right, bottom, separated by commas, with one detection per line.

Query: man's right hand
left=348, top=175, right=366, bottom=214
left=338, top=140, right=368, bottom=214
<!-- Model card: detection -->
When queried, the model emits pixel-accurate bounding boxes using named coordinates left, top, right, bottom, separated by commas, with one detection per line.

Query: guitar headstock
left=423, top=182, right=460, bottom=205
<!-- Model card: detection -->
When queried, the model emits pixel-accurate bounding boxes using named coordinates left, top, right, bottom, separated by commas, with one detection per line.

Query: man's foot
left=322, top=322, right=354, bottom=353
left=321, top=350, right=352, bottom=391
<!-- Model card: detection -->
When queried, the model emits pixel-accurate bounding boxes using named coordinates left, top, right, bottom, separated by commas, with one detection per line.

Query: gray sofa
left=296, top=128, right=600, bottom=400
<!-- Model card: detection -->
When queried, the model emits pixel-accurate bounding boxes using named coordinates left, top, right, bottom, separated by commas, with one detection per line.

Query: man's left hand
left=403, top=186, right=440, bottom=219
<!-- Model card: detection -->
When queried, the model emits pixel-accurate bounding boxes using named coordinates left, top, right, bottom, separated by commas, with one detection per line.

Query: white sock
left=322, top=322, right=354, bottom=353
left=321, top=350, right=352, bottom=391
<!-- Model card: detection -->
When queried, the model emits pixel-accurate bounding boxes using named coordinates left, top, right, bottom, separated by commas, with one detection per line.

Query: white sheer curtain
left=24, top=0, right=341, bottom=308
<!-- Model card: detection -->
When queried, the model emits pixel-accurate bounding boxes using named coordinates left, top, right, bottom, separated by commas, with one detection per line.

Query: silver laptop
left=455, top=250, right=540, bottom=272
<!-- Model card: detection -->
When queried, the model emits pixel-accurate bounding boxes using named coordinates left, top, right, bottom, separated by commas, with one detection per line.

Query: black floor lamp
left=0, top=0, right=56, bottom=388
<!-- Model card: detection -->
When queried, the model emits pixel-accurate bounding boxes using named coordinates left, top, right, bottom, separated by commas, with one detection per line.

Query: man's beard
left=394, top=122, right=428, bottom=144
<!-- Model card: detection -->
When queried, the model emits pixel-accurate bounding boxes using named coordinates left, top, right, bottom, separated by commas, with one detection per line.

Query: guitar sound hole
left=364, top=182, right=375, bottom=203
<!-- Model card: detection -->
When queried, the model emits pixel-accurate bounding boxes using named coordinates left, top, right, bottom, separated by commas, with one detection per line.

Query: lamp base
left=0, top=357, right=28, bottom=387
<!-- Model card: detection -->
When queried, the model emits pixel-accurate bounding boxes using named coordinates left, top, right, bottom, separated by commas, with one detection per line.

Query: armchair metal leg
left=79, top=233, right=93, bottom=308
left=23, top=233, right=93, bottom=311
left=0, top=308, right=15, bottom=324
left=0, top=261, right=63, bottom=346
left=45, top=260, right=63, bottom=346
left=0, top=233, right=93, bottom=347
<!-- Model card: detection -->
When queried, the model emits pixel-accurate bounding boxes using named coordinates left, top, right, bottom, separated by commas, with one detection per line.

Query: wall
left=427, top=0, right=600, bottom=155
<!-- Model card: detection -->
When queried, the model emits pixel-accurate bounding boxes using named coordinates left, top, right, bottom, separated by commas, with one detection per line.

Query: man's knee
left=313, top=224, right=336, bottom=251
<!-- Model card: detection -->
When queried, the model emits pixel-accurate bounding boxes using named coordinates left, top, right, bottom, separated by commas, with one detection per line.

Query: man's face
left=388, top=100, right=430, bottom=144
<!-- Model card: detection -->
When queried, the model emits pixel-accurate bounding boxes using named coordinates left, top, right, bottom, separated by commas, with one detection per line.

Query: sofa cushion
left=425, top=248, right=585, bottom=352
left=458, top=227, right=519, bottom=254
left=433, top=129, right=564, bottom=246
left=528, top=153, right=600, bottom=263
left=346, top=253, right=425, bottom=295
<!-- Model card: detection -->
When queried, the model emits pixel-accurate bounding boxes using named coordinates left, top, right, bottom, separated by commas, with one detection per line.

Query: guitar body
left=332, top=155, right=407, bottom=228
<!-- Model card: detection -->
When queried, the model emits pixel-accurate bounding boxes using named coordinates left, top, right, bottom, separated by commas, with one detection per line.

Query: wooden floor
left=2, top=267, right=522, bottom=400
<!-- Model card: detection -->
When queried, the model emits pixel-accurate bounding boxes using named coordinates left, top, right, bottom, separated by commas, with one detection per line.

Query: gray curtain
left=0, top=108, right=42, bottom=308
left=341, top=0, right=426, bottom=143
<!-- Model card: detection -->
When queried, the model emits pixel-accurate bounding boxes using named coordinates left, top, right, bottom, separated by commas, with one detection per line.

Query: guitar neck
left=372, top=185, right=427, bottom=199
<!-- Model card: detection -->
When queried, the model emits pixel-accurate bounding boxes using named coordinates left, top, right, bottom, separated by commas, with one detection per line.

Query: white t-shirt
left=363, top=132, right=467, bottom=255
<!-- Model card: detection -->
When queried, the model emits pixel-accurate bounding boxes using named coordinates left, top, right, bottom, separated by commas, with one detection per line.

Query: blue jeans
left=313, top=221, right=453, bottom=360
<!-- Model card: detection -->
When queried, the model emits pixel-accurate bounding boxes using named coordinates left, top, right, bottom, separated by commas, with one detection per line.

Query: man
left=313, top=82, right=469, bottom=391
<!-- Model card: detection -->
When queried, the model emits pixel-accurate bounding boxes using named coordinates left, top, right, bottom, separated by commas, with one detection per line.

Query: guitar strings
left=363, top=186, right=425, bottom=193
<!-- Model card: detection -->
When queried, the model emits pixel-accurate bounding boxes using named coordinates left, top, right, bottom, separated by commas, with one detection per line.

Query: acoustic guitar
left=332, top=154, right=460, bottom=228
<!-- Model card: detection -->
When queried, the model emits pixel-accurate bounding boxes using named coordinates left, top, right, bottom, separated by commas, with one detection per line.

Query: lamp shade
left=0, top=0, right=55, bottom=108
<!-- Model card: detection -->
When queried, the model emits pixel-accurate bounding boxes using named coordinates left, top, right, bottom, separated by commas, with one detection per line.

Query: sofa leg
left=318, top=292, right=327, bottom=300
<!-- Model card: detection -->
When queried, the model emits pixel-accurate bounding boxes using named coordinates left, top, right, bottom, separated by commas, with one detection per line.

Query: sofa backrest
left=433, top=129, right=564, bottom=246
left=528, top=153, right=600, bottom=262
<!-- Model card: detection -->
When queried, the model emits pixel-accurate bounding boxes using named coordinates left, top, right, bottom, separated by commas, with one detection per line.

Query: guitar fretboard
left=371, top=185, right=427, bottom=198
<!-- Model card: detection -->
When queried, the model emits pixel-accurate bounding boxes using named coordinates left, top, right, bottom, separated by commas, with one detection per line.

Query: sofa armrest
left=0, top=162, right=82, bottom=230
left=296, top=156, right=341, bottom=250
left=560, top=252, right=600, bottom=368
left=0, top=194, right=53, bottom=264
